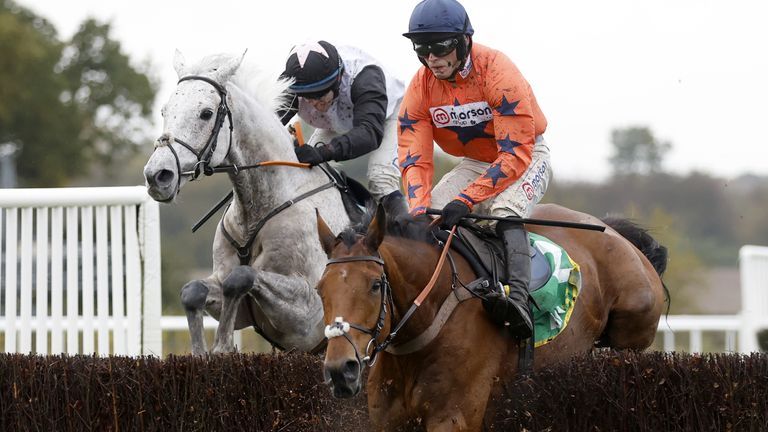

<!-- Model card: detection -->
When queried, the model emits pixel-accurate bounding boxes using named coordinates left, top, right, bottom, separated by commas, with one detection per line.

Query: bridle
left=323, top=226, right=459, bottom=368
left=154, top=75, right=234, bottom=194
left=151, top=75, right=338, bottom=264
left=324, top=255, right=394, bottom=367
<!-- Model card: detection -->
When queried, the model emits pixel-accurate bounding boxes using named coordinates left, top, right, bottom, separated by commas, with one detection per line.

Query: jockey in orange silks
left=398, top=0, right=553, bottom=338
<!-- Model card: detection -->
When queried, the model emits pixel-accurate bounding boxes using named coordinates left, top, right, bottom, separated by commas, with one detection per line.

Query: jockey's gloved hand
left=440, top=199, right=470, bottom=229
left=295, top=144, right=333, bottom=166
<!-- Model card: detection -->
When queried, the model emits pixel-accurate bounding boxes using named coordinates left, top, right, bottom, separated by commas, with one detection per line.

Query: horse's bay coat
left=317, top=200, right=667, bottom=431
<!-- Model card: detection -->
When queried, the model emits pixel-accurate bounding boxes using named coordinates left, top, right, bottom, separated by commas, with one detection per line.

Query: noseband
left=324, top=255, right=393, bottom=367
left=154, top=75, right=234, bottom=191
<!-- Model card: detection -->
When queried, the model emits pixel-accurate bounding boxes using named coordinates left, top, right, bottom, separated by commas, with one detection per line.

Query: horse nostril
left=343, top=359, right=360, bottom=379
left=155, top=169, right=175, bottom=187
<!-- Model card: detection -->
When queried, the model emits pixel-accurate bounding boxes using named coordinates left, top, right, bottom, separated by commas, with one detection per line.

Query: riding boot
left=484, top=220, right=534, bottom=339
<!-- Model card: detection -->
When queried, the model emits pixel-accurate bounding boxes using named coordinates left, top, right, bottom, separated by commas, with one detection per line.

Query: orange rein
left=372, top=223, right=457, bottom=355
left=413, top=224, right=457, bottom=306
left=252, top=123, right=307, bottom=169
left=256, top=160, right=310, bottom=169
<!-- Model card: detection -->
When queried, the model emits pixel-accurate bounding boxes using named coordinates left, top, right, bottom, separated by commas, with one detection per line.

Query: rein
left=154, top=76, right=340, bottom=264
left=324, top=226, right=459, bottom=367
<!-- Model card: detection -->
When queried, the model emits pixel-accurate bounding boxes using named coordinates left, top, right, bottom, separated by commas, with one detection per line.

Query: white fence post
left=739, top=245, right=768, bottom=353
left=140, top=198, right=162, bottom=356
left=3, top=208, right=17, bottom=352
left=0, top=186, right=161, bottom=356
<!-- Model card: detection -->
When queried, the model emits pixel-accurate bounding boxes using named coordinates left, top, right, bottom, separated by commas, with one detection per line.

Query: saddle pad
left=527, top=232, right=581, bottom=347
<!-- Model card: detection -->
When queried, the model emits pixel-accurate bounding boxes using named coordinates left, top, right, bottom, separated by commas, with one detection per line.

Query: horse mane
left=186, top=53, right=293, bottom=114
left=338, top=192, right=438, bottom=247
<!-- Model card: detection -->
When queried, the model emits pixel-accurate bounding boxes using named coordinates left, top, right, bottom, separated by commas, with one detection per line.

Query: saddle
left=435, top=223, right=558, bottom=374
left=320, top=163, right=372, bottom=225
left=433, top=222, right=553, bottom=293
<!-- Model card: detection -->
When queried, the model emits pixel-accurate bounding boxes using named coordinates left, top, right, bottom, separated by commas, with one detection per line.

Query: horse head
left=316, top=204, right=390, bottom=398
left=144, top=50, right=245, bottom=202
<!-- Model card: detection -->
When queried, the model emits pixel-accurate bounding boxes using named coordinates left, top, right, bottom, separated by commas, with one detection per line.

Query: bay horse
left=143, top=51, right=350, bottom=354
left=315, top=195, right=667, bottom=431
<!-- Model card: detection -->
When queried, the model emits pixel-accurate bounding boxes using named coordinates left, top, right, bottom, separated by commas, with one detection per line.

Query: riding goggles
left=413, top=38, right=460, bottom=58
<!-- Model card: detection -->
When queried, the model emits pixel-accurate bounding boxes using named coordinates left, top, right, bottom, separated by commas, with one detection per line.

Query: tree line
left=0, top=0, right=156, bottom=186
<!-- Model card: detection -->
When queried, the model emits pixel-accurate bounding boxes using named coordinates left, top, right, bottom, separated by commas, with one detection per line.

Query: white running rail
left=656, top=245, right=768, bottom=353
left=0, top=186, right=161, bottom=356
left=2, top=186, right=765, bottom=356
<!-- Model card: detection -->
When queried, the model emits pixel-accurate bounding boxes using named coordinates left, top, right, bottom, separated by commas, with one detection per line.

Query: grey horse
left=143, top=51, right=350, bottom=354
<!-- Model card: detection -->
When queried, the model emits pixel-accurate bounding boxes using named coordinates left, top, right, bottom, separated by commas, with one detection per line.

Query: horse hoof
left=212, top=344, right=236, bottom=354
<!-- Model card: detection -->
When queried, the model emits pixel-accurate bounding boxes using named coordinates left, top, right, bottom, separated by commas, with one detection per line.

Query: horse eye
left=200, top=108, right=214, bottom=120
left=371, top=280, right=382, bottom=292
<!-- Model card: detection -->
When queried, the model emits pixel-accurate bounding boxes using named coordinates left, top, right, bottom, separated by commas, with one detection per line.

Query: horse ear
left=365, top=203, right=387, bottom=251
left=212, top=51, right=246, bottom=84
left=316, top=209, right=336, bottom=256
left=173, top=49, right=186, bottom=78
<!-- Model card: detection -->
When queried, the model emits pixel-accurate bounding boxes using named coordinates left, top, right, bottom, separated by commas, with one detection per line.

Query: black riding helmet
left=282, top=40, right=343, bottom=99
left=403, top=0, right=474, bottom=75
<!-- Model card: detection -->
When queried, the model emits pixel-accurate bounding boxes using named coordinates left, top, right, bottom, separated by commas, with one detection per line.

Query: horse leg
left=418, top=386, right=490, bottom=432
left=246, top=270, right=325, bottom=352
left=211, top=265, right=255, bottom=353
left=367, top=361, right=407, bottom=432
left=180, top=279, right=210, bottom=355
left=423, top=414, right=470, bottom=432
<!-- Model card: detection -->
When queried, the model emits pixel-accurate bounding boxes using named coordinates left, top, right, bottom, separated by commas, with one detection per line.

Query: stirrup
left=505, top=299, right=533, bottom=339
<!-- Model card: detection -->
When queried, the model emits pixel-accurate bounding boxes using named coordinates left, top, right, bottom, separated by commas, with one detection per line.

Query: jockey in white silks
left=278, top=40, right=405, bottom=201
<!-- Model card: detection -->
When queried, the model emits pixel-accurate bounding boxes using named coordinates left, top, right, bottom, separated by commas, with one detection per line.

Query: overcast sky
left=18, top=0, right=768, bottom=182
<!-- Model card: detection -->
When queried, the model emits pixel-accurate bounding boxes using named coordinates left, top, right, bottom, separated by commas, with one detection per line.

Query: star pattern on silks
left=289, top=41, right=329, bottom=67
left=495, top=95, right=520, bottom=116
left=399, top=109, right=418, bottom=134
left=407, top=182, right=422, bottom=199
left=497, top=135, right=522, bottom=154
left=483, top=163, right=508, bottom=187
left=445, top=121, right=494, bottom=145
left=400, top=150, right=421, bottom=169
